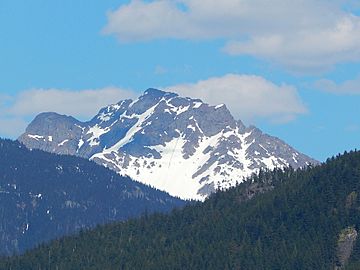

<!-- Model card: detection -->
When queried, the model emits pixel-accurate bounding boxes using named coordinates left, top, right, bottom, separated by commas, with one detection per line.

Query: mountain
left=2, top=150, right=360, bottom=269
left=0, top=139, right=185, bottom=256
left=19, top=88, right=318, bottom=200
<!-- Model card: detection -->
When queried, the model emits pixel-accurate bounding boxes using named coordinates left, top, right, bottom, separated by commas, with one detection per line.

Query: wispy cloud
left=154, top=65, right=168, bottom=75
left=345, top=124, right=360, bottom=132
left=314, top=76, right=360, bottom=94
left=0, top=74, right=307, bottom=139
left=8, top=87, right=136, bottom=118
left=103, top=0, right=360, bottom=72
left=0, top=87, right=136, bottom=139
left=166, top=74, right=307, bottom=123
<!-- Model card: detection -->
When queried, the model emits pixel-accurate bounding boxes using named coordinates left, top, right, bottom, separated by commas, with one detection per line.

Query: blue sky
left=0, top=0, right=360, bottom=161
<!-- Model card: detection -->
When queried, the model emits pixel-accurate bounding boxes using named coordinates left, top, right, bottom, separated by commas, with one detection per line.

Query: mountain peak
left=19, top=89, right=318, bottom=200
left=143, top=88, right=177, bottom=99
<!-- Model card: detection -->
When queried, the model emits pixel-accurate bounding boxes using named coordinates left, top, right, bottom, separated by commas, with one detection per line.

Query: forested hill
left=3, top=150, right=360, bottom=269
left=0, top=139, right=185, bottom=255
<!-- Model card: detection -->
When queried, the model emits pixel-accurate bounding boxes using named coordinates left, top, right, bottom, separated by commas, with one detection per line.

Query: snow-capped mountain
left=19, top=88, right=317, bottom=200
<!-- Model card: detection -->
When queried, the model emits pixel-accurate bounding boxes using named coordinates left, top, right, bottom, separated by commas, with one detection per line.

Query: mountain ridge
left=0, top=138, right=185, bottom=255
left=19, top=88, right=318, bottom=200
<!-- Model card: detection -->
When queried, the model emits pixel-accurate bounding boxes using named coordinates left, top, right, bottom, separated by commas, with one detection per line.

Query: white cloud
left=154, top=65, right=168, bottom=75
left=8, top=87, right=136, bottom=119
left=103, top=0, right=360, bottom=72
left=224, top=16, right=360, bottom=73
left=0, top=87, right=136, bottom=139
left=314, top=77, right=360, bottom=94
left=166, top=74, right=307, bottom=123
left=0, top=76, right=306, bottom=139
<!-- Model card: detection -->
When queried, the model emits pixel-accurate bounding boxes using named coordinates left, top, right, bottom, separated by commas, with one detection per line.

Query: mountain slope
left=0, top=139, right=185, bottom=255
left=19, top=88, right=317, bottom=200
left=2, top=150, right=360, bottom=269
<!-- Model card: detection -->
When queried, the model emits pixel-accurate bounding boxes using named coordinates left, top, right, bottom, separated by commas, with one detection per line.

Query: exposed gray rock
left=197, top=183, right=215, bottom=197
left=18, top=112, right=83, bottom=156
left=335, top=226, right=358, bottom=269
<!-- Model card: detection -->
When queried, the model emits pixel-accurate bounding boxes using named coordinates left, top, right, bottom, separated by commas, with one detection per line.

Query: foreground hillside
left=19, top=88, right=317, bottom=200
left=2, top=150, right=360, bottom=269
left=0, top=139, right=185, bottom=255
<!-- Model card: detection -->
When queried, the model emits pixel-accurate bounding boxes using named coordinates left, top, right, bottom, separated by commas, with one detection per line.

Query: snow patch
left=176, top=105, right=190, bottom=115
left=87, top=125, right=110, bottom=146
left=187, top=124, right=196, bottom=131
left=78, top=139, right=84, bottom=149
left=58, top=139, right=69, bottom=146
left=103, top=104, right=157, bottom=153
left=292, top=153, right=298, bottom=163
left=75, top=124, right=85, bottom=131
left=22, top=223, right=29, bottom=234
left=98, top=112, right=112, bottom=122
left=28, top=134, right=44, bottom=141
left=91, top=127, right=271, bottom=201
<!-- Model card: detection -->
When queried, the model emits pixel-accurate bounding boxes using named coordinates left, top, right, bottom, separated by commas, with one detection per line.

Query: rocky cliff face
left=19, top=88, right=318, bottom=200
left=335, top=227, right=358, bottom=269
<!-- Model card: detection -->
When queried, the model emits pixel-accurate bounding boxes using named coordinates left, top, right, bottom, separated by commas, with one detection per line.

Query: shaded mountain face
left=19, top=88, right=318, bottom=200
left=0, top=139, right=185, bottom=255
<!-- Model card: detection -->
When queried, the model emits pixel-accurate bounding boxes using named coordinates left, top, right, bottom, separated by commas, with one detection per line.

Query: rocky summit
left=19, top=88, right=318, bottom=200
